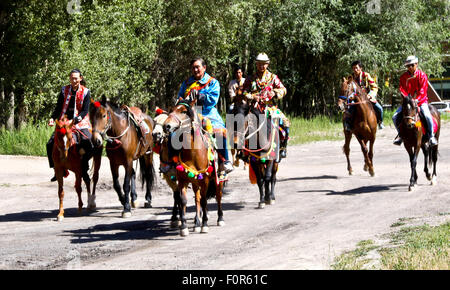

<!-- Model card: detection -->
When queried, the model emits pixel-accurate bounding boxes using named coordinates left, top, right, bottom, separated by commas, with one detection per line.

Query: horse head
left=339, top=76, right=367, bottom=110
left=152, top=107, right=169, bottom=144
left=163, top=97, right=196, bottom=135
left=90, top=96, right=111, bottom=147
left=54, top=116, right=74, bottom=159
left=402, top=95, right=419, bottom=129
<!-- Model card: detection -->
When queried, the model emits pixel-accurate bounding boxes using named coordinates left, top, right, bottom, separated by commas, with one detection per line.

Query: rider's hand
left=48, top=118, right=54, bottom=126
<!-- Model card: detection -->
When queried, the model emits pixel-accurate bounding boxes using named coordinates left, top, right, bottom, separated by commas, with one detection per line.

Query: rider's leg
left=419, top=103, right=438, bottom=145
left=216, top=130, right=234, bottom=174
left=373, top=101, right=384, bottom=129
left=392, top=106, right=403, bottom=145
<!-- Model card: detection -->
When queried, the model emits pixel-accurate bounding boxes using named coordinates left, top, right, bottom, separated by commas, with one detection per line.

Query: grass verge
left=332, top=221, right=450, bottom=270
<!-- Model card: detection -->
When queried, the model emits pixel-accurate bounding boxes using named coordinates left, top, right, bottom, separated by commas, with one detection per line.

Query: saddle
left=121, top=105, right=152, bottom=159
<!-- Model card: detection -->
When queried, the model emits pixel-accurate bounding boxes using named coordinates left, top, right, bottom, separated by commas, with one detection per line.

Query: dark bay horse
left=90, top=96, right=156, bottom=218
left=52, top=116, right=102, bottom=221
left=233, top=94, right=281, bottom=209
left=162, top=98, right=224, bottom=236
left=398, top=95, right=440, bottom=191
left=338, top=76, right=377, bottom=177
left=228, top=90, right=249, bottom=170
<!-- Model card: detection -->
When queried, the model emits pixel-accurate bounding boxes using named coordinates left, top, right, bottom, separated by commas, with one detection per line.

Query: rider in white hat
left=392, top=55, right=438, bottom=146
left=242, top=53, right=290, bottom=159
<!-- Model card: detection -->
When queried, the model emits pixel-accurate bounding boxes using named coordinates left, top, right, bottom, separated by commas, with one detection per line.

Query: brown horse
left=162, top=98, right=224, bottom=236
left=90, top=96, right=156, bottom=218
left=338, top=76, right=377, bottom=177
left=152, top=109, right=182, bottom=229
left=398, top=95, right=440, bottom=191
left=52, top=116, right=102, bottom=221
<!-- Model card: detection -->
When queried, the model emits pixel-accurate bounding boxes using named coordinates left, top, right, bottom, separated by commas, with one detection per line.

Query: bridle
left=93, top=106, right=130, bottom=143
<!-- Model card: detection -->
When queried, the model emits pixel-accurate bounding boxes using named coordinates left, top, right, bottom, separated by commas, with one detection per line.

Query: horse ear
left=343, top=77, right=347, bottom=83
left=55, top=119, right=61, bottom=128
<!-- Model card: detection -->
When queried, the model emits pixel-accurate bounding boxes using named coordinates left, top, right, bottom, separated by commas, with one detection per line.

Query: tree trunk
left=0, top=81, right=4, bottom=130
left=6, top=90, right=14, bottom=130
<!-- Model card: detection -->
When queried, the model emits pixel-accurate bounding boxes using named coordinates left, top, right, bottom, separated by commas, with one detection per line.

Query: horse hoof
left=131, top=201, right=139, bottom=208
left=370, top=171, right=375, bottom=177
left=144, top=202, right=152, bottom=208
left=201, top=226, right=209, bottom=233
left=194, top=226, right=201, bottom=233
left=258, top=202, right=265, bottom=209
left=431, top=177, right=437, bottom=185
left=170, top=220, right=180, bottom=228
left=122, top=211, right=132, bottom=218
left=348, top=171, right=353, bottom=176
left=217, top=220, right=225, bottom=227
left=180, top=228, right=189, bottom=237
left=363, top=165, right=368, bottom=172
left=57, top=215, right=64, bottom=222
left=408, top=185, right=415, bottom=192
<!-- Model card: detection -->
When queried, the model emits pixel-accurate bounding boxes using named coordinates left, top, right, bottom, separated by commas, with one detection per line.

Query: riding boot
left=47, top=134, right=57, bottom=182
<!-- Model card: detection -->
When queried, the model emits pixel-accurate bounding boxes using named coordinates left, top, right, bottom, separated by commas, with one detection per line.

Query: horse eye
left=103, top=114, right=107, bottom=118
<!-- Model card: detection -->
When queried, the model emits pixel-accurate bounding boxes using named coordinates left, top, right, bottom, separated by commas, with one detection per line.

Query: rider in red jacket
left=392, top=56, right=438, bottom=146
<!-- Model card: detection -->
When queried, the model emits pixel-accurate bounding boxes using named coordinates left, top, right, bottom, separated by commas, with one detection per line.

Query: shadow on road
left=278, top=175, right=338, bottom=182
left=296, top=183, right=406, bottom=196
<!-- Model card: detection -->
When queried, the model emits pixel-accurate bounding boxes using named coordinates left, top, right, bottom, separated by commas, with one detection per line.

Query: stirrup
left=280, top=148, right=287, bottom=159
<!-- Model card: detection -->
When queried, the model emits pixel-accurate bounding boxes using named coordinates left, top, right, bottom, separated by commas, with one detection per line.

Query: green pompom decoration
left=261, top=158, right=266, bottom=163
left=170, top=175, right=176, bottom=181
left=187, top=172, right=195, bottom=178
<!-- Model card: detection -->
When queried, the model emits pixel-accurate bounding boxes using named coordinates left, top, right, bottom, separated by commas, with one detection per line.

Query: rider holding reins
left=46, top=69, right=93, bottom=182
left=177, top=57, right=234, bottom=176
left=242, top=53, right=290, bottom=159
left=392, top=56, right=438, bottom=146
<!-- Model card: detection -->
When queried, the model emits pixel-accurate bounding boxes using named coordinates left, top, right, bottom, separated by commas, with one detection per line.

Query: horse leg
left=193, top=184, right=202, bottom=233
left=356, top=137, right=371, bottom=176
left=269, top=163, right=278, bottom=204
left=121, top=164, right=133, bottom=218
left=56, top=171, right=65, bottom=221
left=431, top=144, right=438, bottom=185
left=422, top=144, right=431, bottom=181
left=170, top=189, right=181, bottom=228
left=264, top=161, right=274, bottom=205
left=251, top=161, right=265, bottom=209
left=179, top=183, right=189, bottom=237
left=130, top=167, right=138, bottom=208
left=216, top=182, right=225, bottom=227
left=88, top=147, right=102, bottom=210
left=110, top=163, right=125, bottom=205
left=368, top=138, right=375, bottom=177
left=200, top=183, right=209, bottom=233
left=75, top=173, right=83, bottom=215
left=406, top=146, right=419, bottom=191
left=142, top=155, right=155, bottom=208
left=343, top=131, right=353, bottom=175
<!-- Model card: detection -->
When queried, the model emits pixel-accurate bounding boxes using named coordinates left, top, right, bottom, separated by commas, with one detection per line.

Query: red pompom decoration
left=58, top=127, right=67, bottom=135
left=172, top=156, right=179, bottom=163
left=94, top=101, right=101, bottom=108
left=176, top=165, right=184, bottom=172
left=207, top=166, right=214, bottom=173
left=155, top=107, right=164, bottom=115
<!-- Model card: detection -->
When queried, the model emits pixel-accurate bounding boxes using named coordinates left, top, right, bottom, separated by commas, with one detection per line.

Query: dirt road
left=0, top=125, right=449, bottom=270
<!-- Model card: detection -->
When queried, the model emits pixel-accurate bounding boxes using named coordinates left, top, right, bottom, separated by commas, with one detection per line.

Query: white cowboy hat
left=256, top=53, right=270, bottom=63
left=404, top=55, right=419, bottom=66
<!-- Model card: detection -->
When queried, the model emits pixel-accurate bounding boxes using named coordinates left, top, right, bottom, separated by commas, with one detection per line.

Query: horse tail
left=139, top=156, right=156, bottom=191
left=206, top=178, right=217, bottom=200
